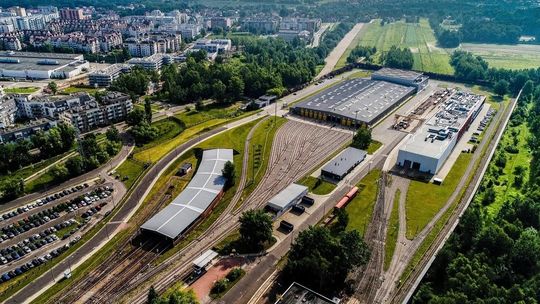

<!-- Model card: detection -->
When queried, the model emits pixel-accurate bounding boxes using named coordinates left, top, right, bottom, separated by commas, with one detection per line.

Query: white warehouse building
left=396, top=91, right=485, bottom=174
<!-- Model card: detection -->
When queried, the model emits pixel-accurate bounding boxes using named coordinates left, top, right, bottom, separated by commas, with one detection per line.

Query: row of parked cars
left=0, top=209, right=62, bottom=242
left=0, top=232, right=60, bottom=265
left=0, top=183, right=90, bottom=223
left=0, top=240, right=77, bottom=284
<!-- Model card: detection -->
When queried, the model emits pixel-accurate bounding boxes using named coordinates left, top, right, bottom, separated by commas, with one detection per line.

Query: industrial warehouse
left=140, top=149, right=233, bottom=241
left=396, top=91, right=485, bottom=174
left=0, top=51, right=89, bottom=79
left=321, top=147, right=367, bottom=182
left=290, top=69, right=421, bottom=127
left=266, top=183, right=308, bottom=217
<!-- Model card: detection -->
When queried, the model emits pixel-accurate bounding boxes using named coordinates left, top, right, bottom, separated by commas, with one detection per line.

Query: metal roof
left=140, top=149, right=233, bottom=239
left=372, top=68, right=423, bottom=82
left=192, top=249, right=218, bottom=269
left=292, top=78, right=414, bottom=124
left=267, top=183, right=308, bottom=211
left=321, top=147, right=366, bottom=177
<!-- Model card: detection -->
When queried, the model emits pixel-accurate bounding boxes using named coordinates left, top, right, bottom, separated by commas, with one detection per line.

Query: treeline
left=84, top=48, right=131, bottom=64
left=382, top=46, right=413, bottom=70
left=413, top=80, right=540, bottom=304
left=347, top=46, right=377, bottom=64
left=0, top=123, right=75, bottom=175
left=158, top=24, right=352, bottom=104
left=110, top=67, right=159, bottom=97
left=450, top=51, right=540, bottom=95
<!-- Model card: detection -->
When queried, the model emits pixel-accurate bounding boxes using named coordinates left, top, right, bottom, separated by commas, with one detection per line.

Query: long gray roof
left=321, top=147, right=367, bottom=177
left=141, top=149, right=233, bottom=239
left=267, top=183, right=308, bottom=211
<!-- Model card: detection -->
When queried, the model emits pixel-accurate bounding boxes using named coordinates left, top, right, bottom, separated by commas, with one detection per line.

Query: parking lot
left=0, top=183, right=116, bottom=284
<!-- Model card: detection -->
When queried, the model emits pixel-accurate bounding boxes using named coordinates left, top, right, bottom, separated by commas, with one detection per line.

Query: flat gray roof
left=0, top=56, right=80, bottom=72
left=193, top=249, right=218, bottom=269
left=321, top=147, right=366, bottom=177
left=0, top=51, right=83, bottom=60
left=372, top=67, right=423, bottom=82
left=141, top=149, right=233, bottom=239
left=267, top=183, right=308, bottom=211
left=293, top=78, right=414, bottom=124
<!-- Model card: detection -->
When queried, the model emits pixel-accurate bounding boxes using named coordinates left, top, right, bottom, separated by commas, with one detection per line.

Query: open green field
left=460, top=43, right=540, bottom=70
left=346, top=169, right=381, bottom=236
left=384, top=189, right=400, bottom=270
left=4, top=87, right=39, bottom=94
left=354, top=19, right=454, bottom=75
left=405, top=153, right=472, bottom=239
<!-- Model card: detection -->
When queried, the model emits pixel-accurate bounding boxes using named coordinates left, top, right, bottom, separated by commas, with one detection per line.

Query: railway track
left=122, top=121, right=350, bottom=304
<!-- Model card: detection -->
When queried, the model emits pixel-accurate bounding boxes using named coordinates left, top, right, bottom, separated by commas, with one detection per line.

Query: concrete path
left=316, top=23, right=364, bottom=79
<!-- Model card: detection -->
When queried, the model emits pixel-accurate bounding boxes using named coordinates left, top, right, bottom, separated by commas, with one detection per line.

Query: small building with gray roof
left=266, top=183, right=308, bottom=217
left=321, top=147, right=367, bottom=182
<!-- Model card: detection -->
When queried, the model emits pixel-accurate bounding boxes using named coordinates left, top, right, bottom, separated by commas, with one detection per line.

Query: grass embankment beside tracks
left=397, top=97, right=510, bottom=288
left=405, top=153, right=472, bottom=239
left=345, top=169, right=382, bottom=236
left=237, top=117, right=288, bottom=208
left=4, top=87, right=39, bottom=94
left=384, top=189, right=400, bottom=270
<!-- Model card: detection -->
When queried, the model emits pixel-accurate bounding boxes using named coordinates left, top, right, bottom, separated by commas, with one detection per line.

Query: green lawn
left=354, top=18, right=454, bottom=75
left=115, top=159, right=146, bottom=189
left=61, top=86, right=102, bottom=95
left=405, top=153, right=473, bottom=239
left=1, top=151, right=72, bottom=183
left=346, top=169, right=382, bottom=236
left=298, top=176, right=337, bottom=195
left=367, top=140, right=382, bottom=154
left=4, top=87, right=39, bottom=94
left=24, top=170, right=56, bottom=193
left=174, top=103, right=244, bottom=128
left=384, top=189, right=400, bottom=270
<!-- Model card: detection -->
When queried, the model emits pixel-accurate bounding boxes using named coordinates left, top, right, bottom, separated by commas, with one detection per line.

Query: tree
left=147, top=286, right=159, bottom=304
left=494, top=80, right=510, bottom=97
left=511, top=227, right=540, bottom=276
left=222, top=161, right=235, bottom=187
left=48, top=81, right=58, bottom=95
left=49, top=164, right=69, bottom=183
left=0, top=177, right=24, bottom=201
left=106, top=126, right=121, bottom=142
left=283, top=226, right=370, bottom=293
left=331, top=208, right=349, bottom=234
left=382, top=46, right=414, bottom=69
left=65, top=156, right=85, bottom=177
left=144, top=98, right=153, bottom=123
left=351, top=125, right=372, bottom=150
left=239, top=209, right=273, bottom=252
left=126, top=108, right=146, bottom=126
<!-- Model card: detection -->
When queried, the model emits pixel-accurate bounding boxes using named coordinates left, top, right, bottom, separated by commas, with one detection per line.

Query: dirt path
left=316, top=23, right=364, bottom=78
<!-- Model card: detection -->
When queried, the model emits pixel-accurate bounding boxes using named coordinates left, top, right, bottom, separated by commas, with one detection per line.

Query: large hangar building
left=372, top=68, right=429, bottom=92
left=291, top=78, right=415, bottom=127
left=0, top=51, right=89, bottom=79
left=396, top=91, right=485, bottom=174
left=140, top=149, right=233, bottom=242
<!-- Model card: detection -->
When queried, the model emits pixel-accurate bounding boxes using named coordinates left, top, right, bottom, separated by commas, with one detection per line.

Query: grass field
left=115, top=159, right=145, bottom=189
left=240, top=117, right=288, bottom=207
left=4, top=87, right=39, bottom=94
left=298, top=176, right=337, bottom=195
left=384, top=189, right=400, bottom=270
left=460, top=43, right=540, bottom=70
left=335, top=23, right=368, bottom=70
left=367, top=140, right=383, bottom=154
left=346, top=169, right=381, bottom=236
left=353, top=19, right=454, bottom=75
left=405, top=153, right=473, bottom=239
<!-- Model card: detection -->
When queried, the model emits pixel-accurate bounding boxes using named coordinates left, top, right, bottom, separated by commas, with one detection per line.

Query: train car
left=335, top=196, right=350, bottom=209
left=345, top=186, right=359, bottom=199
